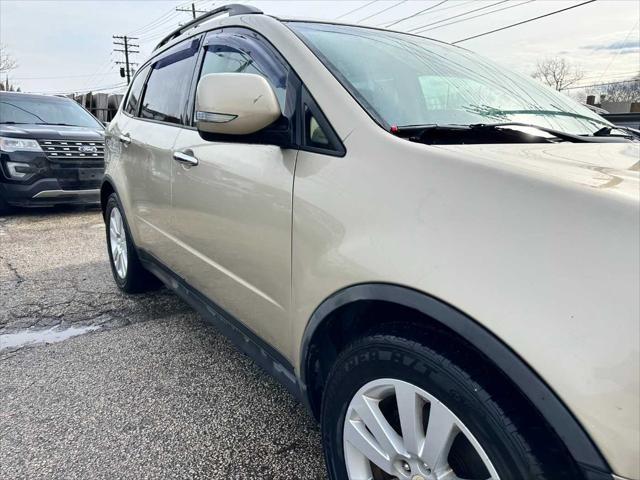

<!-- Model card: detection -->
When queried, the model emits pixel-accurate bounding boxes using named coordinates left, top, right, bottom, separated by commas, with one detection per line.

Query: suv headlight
left=0, top=136, right=43, bottom=153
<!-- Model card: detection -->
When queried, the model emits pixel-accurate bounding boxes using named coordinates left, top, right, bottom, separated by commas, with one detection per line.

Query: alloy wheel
left=109, top=207, right=128, bottom=279
left=343, top=378, right=500, bottom=480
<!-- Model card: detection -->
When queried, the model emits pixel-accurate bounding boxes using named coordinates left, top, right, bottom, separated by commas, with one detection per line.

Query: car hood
left=0, top=124, right=104, bottom=141
left=436, top=142, right=640, bottom=201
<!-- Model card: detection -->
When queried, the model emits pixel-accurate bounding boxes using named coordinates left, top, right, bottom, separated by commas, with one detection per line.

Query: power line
left=357, top=0, right=407, bottom=23
left=12, top=72, right=113, bottom=80
left=580, top=70, right=639, bottom=81
left=176, top=2, right=208, bottom=20
left=127, top=5, right=182, bottom=35
left=417, top=0, right=536, bottom=33
left=136, top=13, right=183, bottom=40
left=409, top=0, right=510, bottom=33
left=33, top=83, right=128, bottom=95
left=335, top=0, right=378, bottom=20
left=384, top=0, right=449, bottom=28
left=80, top=53, right=116, bottom=91
left=596, top=19, right=639, bottom=83
left=377, top=0, right=478, bottom=27
left=563, top=78, right=639, bottom=90
left=138, top=31, right=173, bottom=46
left=452, top=0, right=597, bottom=44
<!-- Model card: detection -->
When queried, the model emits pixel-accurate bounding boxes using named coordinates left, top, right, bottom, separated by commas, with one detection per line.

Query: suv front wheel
left=105, top=193, right=160, bottom=293
left=321, top=333, right=569, bottom=480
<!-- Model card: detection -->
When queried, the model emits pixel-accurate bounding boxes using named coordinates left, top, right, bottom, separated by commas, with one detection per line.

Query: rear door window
left=123, top=66, right=149, bottom=116
left=140, top=37, right=201, bottom=125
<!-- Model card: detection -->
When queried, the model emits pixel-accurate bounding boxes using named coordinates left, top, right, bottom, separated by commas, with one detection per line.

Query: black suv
left=0, top=92, right=105, bottom=213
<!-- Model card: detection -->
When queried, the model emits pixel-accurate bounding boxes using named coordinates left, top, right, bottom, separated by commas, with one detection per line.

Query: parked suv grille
left=36, top=139, right=105, bottom=190
left=38, top=139, right=105, bottom=162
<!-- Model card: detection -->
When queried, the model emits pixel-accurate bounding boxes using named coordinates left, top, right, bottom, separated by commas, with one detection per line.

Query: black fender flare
left=99, top=174, right=118, bottom=217
left=299, top=283, right=610, bottom=476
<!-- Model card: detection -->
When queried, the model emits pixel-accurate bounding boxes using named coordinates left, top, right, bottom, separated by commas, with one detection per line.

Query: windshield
left=0, top=95, right=102, bottom=128
left=288, top=22, right=612, bottom=135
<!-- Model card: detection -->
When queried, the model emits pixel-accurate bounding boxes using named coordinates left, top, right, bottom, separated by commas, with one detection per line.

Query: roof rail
left=154, top=4, right=263, bottom=51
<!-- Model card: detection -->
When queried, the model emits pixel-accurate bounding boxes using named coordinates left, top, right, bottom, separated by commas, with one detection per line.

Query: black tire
left=321, top=332, right=577, bottom=480
left=105, top=193, right=161, bottom=293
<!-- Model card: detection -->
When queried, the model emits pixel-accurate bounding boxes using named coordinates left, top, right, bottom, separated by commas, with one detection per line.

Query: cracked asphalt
left=0, top=207, right=326, bottom=479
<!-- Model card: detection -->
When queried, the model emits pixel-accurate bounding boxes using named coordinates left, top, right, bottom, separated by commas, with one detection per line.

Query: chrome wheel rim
left=109, top=207, right=128, bottom=279
left=343, top=378, right=500, bottom=480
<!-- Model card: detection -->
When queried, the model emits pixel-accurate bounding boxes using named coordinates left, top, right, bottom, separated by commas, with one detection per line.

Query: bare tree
left=600, top=74, right=640, bottom=102
left=0, top=43, right=17, bottom=74
left=532, top=57, right=584, bottom=91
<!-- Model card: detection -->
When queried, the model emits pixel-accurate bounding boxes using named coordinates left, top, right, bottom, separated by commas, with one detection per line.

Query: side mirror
left=195, top=73, right=281, bottom=136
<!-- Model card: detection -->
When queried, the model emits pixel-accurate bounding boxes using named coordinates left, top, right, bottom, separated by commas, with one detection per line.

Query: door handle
left=119, top=133, right=131, bottom=146
left=173, top=150, right=199, bottom=167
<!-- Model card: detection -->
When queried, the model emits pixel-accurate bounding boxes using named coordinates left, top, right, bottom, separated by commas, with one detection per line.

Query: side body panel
left=292, top=131, right=640, bottom=478
left=120, top=118, right=178, bottom=257
left=169, top=128, right=297, bottom=355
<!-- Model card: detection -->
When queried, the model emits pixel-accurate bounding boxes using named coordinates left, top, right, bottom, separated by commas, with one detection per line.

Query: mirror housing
left=195, top=73, right=281, bottom=136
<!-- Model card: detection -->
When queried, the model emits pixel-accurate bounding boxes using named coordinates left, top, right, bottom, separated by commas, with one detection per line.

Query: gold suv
left=102, top=5, right=640, bottom=480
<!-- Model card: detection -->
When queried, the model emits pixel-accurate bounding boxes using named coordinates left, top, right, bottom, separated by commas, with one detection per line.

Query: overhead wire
left=80, top=52, right=116, bottom=91
left=126, top=0, right=202, bottom=36
left=35, top=82, right=128, bottom=95
left=357, top=0, right=408, bottom=23
left=408, top=0, right=510, bottom=33
left=563, top=78, right=639, bottom=90
left=383, top=0, right=449, bottom=28
left=136, top=12, right=183, bottom=40
left=417, top=0, right=536, bottom=34
left=335, top=0, right=378, bottom=20
left=452, top=0, right=598, bottom=44
left=596, top=19, right=639, bottom=83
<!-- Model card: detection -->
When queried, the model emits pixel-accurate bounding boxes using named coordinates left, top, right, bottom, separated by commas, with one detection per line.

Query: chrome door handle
left=119, top=134, right=131, bottom=145
left=173, top=150, right=199, bottom=166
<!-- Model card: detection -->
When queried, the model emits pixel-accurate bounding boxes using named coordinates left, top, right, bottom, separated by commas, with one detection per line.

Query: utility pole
left=176, top=3, right=207, bottom=19
left=113, top=35, right=139, bottom=85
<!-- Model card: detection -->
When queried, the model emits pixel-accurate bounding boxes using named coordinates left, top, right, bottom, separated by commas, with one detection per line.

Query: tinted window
left=305, top=107, right=330, bottom=148
left=0, top=94, right=102, bottom=128
left=124, top=66, right=149, bottom=116
left=140, top=37, right=200, bottom=125
left=200, top=30, right=290, bottom=112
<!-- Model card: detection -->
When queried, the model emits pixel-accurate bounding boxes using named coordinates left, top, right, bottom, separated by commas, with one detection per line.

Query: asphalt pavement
left=0, top=207, right=326, bottom=480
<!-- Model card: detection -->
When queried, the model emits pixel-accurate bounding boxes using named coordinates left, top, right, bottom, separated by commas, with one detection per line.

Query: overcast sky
left=1, top=0, right=638, bottom=94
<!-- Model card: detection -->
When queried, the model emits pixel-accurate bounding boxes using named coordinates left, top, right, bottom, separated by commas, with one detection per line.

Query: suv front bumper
left=1, top=178, right=100, bottom=207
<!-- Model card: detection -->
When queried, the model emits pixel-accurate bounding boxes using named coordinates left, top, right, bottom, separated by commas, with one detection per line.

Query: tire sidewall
left=105, top=193, right=134, bottom=290
left=322, top=337, right=534, bottom=480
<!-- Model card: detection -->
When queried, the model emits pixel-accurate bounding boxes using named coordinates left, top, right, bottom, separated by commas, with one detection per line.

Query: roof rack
left=154, top=4, right=263, bottom=51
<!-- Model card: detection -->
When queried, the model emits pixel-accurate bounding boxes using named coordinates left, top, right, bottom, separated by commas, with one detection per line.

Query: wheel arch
left=100, top=176, right=116, bottom=220
left=299, top=283, right=611, bottom=476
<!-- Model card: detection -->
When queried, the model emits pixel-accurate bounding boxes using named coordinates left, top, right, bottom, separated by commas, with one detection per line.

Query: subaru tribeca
left=0, top=92, right=104, bottom=214
left=101, top=5, right=640, bottom=480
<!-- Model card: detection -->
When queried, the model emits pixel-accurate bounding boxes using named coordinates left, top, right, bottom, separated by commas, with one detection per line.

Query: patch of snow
left=0, top=325, right=100, bottom=350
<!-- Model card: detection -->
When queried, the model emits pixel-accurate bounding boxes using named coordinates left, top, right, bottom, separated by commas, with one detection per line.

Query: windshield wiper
left=394, top=122, right=588, bottom=144
left=469, top=122, right=588, bottom=142
left=592, top=126, right=638, bottom=139
left=394, top=122, right=636, bottom=145
left=34, top=122, right=79, bottom=127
